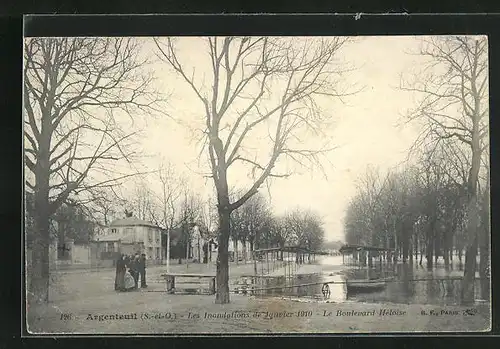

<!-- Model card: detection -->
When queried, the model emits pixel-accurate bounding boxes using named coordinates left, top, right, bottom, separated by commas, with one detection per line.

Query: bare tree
left=24, top=37, right=164, bottom=304
left=198, top=197, right=218, bottom=239
left=346, top=150, right=472, bottom=273
left=267, top=215, right=294, bottom=261
left=354, top=166, right=393, bottom=251
left=401, top=36, right=489, bottom=304
left=124, top=180, right=157, bottom=221
left=85, top=187, right=127, bottom=228
left=155, top=36, right=356, bottom=303
left=344, top=197, right=370, bottom=246
left=282, top=208, right=325, bottom=263
left=157, top=163, right=186, bottom=261
left=232, top=192, right=270, bottom=262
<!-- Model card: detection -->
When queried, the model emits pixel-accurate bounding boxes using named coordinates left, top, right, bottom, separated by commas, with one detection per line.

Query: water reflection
left=246, top=256, right=487, bottom=306
left=249, top=272, right=347, bottom=302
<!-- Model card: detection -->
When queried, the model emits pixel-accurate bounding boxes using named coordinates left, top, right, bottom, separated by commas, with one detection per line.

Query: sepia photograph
left=23, top=34, right=491, bottom=334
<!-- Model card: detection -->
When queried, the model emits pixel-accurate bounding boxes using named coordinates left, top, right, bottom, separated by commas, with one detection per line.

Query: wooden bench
left=161, top=273, right=216, bottom=295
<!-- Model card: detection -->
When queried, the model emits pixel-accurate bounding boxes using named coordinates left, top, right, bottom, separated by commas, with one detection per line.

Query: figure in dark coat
left=138, top=253, right=147, bottom=288
left=130, top=253, right=140, bottom=289
left=115, top=254, right=127, bottom=291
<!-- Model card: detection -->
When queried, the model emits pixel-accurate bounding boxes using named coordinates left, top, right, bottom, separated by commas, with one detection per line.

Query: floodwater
left=247, top=256, right=489, bottom=306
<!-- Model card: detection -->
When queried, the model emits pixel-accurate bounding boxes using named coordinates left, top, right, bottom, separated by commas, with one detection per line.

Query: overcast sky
left=118, top=36, right=434, bottom=242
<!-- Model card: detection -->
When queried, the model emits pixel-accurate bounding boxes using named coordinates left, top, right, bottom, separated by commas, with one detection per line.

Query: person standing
left=123, top=267, right=136, bottom=291
left=115, top=254, right=127, bottom=292
left=130, top=253, right=140, bottom=289
left=139, top=253, right=147, bottom=288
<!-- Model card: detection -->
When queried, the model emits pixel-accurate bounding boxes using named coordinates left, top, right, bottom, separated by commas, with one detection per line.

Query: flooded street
left=249, top=255, right=488, bottom=306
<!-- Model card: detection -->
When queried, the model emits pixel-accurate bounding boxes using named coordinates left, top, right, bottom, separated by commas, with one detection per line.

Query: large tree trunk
left=478, top=195, right=490, bottom=300
left=215, top=208, right=231, bottom=304
left=478, top=170, right=490, bottom=301
left=462, top=179, right=481, bottom=302
left=479, top=240, right=489, bottom=300
left=30, top=208, right=51, bottom=304
left=461, top=105, right=483, bottom=304
left=426, top=229, right=434, bottom=270
left=29, top=129, right=52, bottom=305
left=461, top=236, right=478, bottom=305
left=461, top=181, right=480, bottom=304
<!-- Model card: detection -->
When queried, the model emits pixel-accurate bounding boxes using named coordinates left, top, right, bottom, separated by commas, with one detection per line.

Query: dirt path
left=27, top=290, right=490, bottom=334
left=27, top=258, right=490, bottom=334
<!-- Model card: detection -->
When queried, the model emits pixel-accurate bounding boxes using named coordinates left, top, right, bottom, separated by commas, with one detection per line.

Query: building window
left=124, top=227, right=134, bottom=239
left=155, top=229, right=160, bottom=244
left=156, top=247, right=160, bottom=259
left=111, top=228, right=117, bottom=234
left=107, top=242, right=115, bottom=252
left=148, top=246, right=153, bottom=257
left=148, top=228, right=153, bottom=243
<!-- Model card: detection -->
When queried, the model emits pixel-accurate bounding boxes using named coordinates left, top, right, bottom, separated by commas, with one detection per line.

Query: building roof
left=109, top=217, right=160, bottom=228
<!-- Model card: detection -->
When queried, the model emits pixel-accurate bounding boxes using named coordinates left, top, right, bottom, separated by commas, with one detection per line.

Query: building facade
left=94, top=216, right=164, bottom=261
left=206, top=237, right=252, bottom=263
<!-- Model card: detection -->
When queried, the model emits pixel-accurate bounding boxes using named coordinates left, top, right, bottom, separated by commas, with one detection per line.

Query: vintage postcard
left=24, top=32, right=491, bottom=334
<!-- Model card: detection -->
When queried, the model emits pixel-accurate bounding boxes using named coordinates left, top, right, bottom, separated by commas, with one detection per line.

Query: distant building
left=93, top=216, right=164, bottom=261
left=208, top=237, right=251, bottom=263
left=190, top=226, right=218, bottom=263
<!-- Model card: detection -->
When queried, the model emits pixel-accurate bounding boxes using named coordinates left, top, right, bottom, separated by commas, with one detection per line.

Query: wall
left=27, top=242, right=123, bottom=271
left=90, top=242, right=114, bottom=268
left=72, top=244, right=90, bottom=264
left=120, top=242, right=144, bottom=256
left=143, top=226, right=162, bottom=260
left=25, top=243, right=58, bottom=266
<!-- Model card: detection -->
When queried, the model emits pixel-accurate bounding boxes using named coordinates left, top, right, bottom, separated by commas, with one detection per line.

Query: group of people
left=114, top=252, right=147, bottom=292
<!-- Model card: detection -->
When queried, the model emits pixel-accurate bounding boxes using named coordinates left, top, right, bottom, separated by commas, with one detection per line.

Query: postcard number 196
left=60, top=313, right=73, bottom=321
